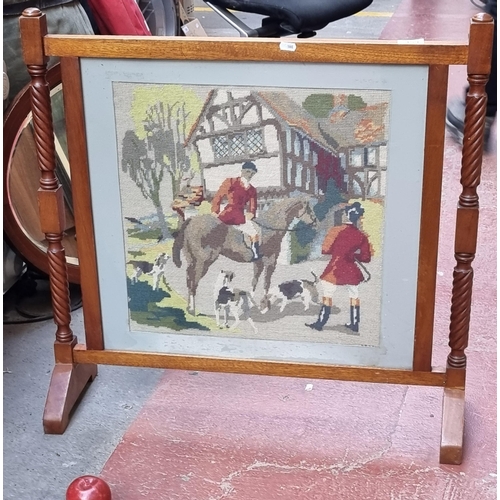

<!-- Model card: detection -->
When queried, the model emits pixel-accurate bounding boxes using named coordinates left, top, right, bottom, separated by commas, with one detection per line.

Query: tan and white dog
left=261, top=271, right=320, bottom=314
left=127, top=252, right=169, bottom=290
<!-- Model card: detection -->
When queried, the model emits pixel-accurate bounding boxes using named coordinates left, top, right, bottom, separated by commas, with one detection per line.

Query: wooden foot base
left=440, top=388, right=465, bottom=464
left=43, top=362, right=98, bottom=434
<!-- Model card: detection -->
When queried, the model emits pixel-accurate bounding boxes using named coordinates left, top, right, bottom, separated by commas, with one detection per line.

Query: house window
left=294, top=135, right=301, bottom=156
left=339, top=153, right=346, bottom=169
left=312, top=151, right=318, bottom=166
left=295, top=163, right=303, bottom=187
left=247, top=129, right=264, bottom=154
left=287, top=158, right=293, bottom=185
left=366, top=147, right=377, bottom=165
left=303, top=140, right=310, bottom=161
left=231, top=133, right=245, bottom=156
left=285, top=130, right=292, bottom=153
left=305, top=168, right=311, bottom=190
left=213, top=136, right=229, bottom=158
left=350, top=148, right=364, bottom=167
left=212, top=128, right=264, bottom=160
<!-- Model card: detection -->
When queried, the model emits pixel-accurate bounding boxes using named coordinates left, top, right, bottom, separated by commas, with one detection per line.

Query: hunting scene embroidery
left=113, top=83, right=390, bottom=347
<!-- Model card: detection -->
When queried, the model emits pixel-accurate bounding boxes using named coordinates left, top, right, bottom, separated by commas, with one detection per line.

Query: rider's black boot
left=345, top=304, right=360, bottom=334
left=306, top=304, right=331, bottom=331
left=251, top=241, right=261, bottom=261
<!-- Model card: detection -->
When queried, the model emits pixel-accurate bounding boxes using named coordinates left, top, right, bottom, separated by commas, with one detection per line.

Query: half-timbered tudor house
left=184, top=89, right=388, bottom=212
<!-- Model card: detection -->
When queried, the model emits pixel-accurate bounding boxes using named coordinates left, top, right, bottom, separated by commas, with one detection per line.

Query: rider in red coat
left=211, top=161, right=261, bottom=260
left=306, top=201, right=371, bottom=334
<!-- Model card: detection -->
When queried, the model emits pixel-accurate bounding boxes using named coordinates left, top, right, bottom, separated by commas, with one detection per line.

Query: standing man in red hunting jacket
left=306, top=201, right=372, bottom=334
left=211, top=161, right=261, bottom=260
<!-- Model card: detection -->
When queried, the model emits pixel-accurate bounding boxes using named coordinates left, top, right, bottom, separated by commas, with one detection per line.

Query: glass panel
left=247, top=129, right=264, bottom=154
left=285, top=129, right=292, bottom=153
left=294, top=135, right=301, bottom=156
left=213, top=136, right=229, bottom=158
left=230, top=133, right=245, bottom=156
left=350, top=148, right=364, bottom=167
left=295, top=162, right=303, bottom=187
left=303, top=140, right=310, bottom=161
left=367, top=147, right=377, bottom=165
left=287, top=158, right=292, bottom=184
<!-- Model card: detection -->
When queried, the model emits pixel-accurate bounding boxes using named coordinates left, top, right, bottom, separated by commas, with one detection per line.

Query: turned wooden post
left=440, top=12, right=494, bottom=465
left=447, top=13, right=494, bottom=372
left=20, top=8, right=73, bottom=345
left=20, top=8, right=97, bottom=434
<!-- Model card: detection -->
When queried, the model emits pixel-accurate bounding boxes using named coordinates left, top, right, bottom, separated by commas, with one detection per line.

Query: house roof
left=184, top=89, right=216, bottom=146
left=255, top=92, right=338, bottom=151
left=321, top=103, right=389, bottom=147
left=186, top=89, right=388, bottom=150
left=258, top=92, right=388, bottom=148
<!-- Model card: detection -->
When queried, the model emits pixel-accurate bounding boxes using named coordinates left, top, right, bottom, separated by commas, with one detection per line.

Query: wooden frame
left=19, top=8, right=493, bottom=465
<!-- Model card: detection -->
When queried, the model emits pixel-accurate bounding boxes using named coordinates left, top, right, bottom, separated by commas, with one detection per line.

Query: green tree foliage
left=303, top=93, right=367, bottom=117
left=347, top=94, right=366, bottom=110
left=302, top=94, right=334, bottom=118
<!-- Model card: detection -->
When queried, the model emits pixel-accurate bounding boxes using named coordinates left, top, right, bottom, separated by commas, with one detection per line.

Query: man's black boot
left=345, top=305, right=360, bottom=334
left=306, top=304, right=331, bottom=331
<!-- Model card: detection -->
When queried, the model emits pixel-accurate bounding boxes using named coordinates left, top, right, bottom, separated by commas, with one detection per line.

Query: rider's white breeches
left=236, top=220, right=260, bottom=240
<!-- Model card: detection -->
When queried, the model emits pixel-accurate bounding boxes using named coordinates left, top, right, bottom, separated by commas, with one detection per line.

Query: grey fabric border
left=81, top=58, right=429, bottom=369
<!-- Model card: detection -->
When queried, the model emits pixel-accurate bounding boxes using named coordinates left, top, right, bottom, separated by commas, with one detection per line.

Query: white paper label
left=280, top=42, right=297, bottom=52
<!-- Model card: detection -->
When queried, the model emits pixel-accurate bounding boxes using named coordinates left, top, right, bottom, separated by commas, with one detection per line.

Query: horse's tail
left=172, top=219, right=191, bottom=268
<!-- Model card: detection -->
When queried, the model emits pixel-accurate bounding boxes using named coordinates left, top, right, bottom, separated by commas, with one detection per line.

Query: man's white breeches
left=321, top=280, right=359, bottom=300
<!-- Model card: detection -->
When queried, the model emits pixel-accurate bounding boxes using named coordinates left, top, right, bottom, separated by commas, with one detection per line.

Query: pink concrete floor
left=99, top=130, right=497, bottom=500
left=98, top=2, right=497, bottom=498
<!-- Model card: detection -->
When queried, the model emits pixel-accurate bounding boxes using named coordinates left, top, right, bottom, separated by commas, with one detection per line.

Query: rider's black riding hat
left=242, top=161, right=258, bottom=173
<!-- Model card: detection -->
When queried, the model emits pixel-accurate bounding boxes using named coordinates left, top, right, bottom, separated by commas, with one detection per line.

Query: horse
left=172, top=196, right=317, bottom=314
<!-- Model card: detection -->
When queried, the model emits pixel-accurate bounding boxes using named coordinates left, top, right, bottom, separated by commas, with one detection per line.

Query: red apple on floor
left=66, top=476, right=112, bottom=500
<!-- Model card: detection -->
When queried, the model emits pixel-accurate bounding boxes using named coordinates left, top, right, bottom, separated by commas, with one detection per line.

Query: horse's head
left=257, top=196, right=317, bottom=232
left=285, top=197, right=317, bottom=228
left=296, top=199, right=318, bottom=227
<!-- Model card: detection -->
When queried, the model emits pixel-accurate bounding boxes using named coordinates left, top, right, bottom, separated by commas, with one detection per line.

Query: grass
left=126, top=244, right=220, bottom=332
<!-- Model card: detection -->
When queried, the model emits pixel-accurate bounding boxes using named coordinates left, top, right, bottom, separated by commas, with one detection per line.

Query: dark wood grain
left=73, top=345, right=447, bottom=386
left=43, top=355, right=98, bottom=434
left=60, top=56, right=104, bottom=350
left=440, top=388, right=466, bottom=464
left=44, top=35, right=469, bottom=65
left=447, top=13, right=494, bottom=371
left=412, top=65, right=449, bottom=371
left=22, top=9, right=72, bottom=344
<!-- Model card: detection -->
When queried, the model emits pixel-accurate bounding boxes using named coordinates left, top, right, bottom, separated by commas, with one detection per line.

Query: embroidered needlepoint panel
left=113, top=83, right=390, bottom=348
